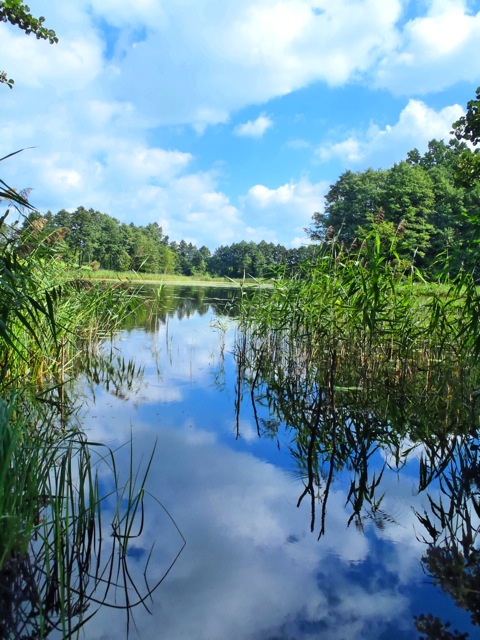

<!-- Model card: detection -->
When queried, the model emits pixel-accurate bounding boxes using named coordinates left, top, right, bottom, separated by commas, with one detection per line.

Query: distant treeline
left=20, top=137, right=480, bottom=278
left=21, top=209, right=317, bottom=278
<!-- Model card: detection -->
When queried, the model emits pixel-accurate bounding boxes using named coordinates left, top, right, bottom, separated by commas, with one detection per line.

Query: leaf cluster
left=0, top=1, right=57, bottom=42
left=0, top=0, right=57, bottom=88
left=309, top=139, right=479, bottom=273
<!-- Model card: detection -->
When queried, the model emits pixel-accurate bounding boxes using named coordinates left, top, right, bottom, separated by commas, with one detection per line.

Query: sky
left=1, top=0, right=480, bottom=250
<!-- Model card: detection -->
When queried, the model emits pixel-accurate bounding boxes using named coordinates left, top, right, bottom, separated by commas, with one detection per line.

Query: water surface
left=78, top=286, right=476, bottom=640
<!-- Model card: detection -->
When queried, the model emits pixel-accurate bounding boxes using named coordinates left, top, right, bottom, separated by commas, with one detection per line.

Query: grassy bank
left=80, top=268, right=266, bottom=287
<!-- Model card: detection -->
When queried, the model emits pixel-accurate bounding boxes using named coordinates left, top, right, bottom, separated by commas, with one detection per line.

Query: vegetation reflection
left=0, top=210, right=185, bottom=637
left=234, top=234, right=480, bottom=636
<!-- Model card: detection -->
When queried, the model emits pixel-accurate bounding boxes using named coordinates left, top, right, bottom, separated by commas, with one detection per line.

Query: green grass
left=83, top=268, right=265, bottom=287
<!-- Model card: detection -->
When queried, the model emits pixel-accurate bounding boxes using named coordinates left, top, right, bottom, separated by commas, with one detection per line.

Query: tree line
left=21, top=208, right=317, bottom=278
left=18, top=88, right=480, bottom=279
left=308, top=135, right=480, bottom=273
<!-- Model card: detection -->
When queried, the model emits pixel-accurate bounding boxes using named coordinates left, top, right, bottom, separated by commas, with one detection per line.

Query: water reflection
left=79, top=285, right=477, bottom=639
left=235, top=288, right=480, bottom=639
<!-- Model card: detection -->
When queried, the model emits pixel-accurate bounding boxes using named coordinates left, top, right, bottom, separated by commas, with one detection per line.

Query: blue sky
left=1, top=0, right=480, bottom=249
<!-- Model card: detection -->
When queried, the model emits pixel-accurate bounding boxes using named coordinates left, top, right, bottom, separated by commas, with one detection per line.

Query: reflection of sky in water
left=78, top=295, right=476, bottom=639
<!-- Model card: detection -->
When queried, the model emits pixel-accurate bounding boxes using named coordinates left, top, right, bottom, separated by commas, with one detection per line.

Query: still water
left=78, top=286, right=476, bottom=640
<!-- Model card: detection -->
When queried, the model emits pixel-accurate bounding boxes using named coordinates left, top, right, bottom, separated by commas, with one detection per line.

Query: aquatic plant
left=234, top=234, right=480, bottom=536
left=0, top=212, right=184, bottom=637
left=0, top=392, right=185, bottom=638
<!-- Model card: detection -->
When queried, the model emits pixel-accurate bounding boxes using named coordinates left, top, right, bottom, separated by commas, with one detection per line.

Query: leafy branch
left=0, top=0, right=57, bottom=88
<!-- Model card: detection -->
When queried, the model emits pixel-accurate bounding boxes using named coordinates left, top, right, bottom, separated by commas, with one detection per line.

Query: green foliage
left=0, top=225, right=141, bottom=389
left=236, top=234, right=480, bottom=543
left=0, top=0, right=57, bottom=88
left=26, top=208, right=321, bottom=280
left=308, top=138, right=479, bottom=272
left=209, top=240, right=317, bottom=278
left=452, top=86, right=480, bottom=146
left=0, top=211, right=185, bottom=635
left=451, top=87, right=480, bottom=189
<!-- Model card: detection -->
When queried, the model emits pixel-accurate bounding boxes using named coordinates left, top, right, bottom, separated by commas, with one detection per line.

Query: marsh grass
left=235, top=234, right=480, bottom=536
left=0, top=217, right=182, bottom=637
left=0, top=249, right=142, bottom=391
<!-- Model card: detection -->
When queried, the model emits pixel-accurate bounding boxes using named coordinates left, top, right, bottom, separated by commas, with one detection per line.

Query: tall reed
left=0, top=215, right=182, bottom=637
left=235, top=233, right=480, bottom=535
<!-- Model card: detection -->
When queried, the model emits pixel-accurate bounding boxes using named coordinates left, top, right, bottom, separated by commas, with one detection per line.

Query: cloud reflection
left=77, top=303, right=452, bottom=640
left=84, top=415, right=420, bottom=640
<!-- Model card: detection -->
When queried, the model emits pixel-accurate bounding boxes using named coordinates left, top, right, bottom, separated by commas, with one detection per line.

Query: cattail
left=374, top=207, right=385, bottom=224
left=14, top=243, right=35, bottom=257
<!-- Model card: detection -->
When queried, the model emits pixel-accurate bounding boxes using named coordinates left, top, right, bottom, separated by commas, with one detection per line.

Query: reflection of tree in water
left=234, top=324, right=480, bottom=636
left=124, top=284, right=241, bottom=331
left=414, top=439, right=480, bottom=638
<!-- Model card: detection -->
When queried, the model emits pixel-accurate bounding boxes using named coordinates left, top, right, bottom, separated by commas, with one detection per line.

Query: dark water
left=78, top=286, right=477, bottom=640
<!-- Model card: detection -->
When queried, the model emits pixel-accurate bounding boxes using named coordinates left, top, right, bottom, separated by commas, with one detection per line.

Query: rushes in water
left=0, top=218, right=183, bottom=637
left=235, top=233, right=480, bottom=536
left=0, top=392, right=185, bottom=639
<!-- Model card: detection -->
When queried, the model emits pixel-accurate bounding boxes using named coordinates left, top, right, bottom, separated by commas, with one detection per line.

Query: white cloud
left=374, top=0, right=480, bottom=93
left=287, top=138, right=311, bottom=149
left=241, top=178, right=327, bottom=246
left=316, top=99, right=465, bottom=168
left=137, top=172, right=245, bottom=247
left=234, top=114, right=273, bottom=138
left=74, top=312, right=433, bottom=640
left=1, top=0, right=479, bottom=255
left=95, top=0, right=403, bottom=129
left=0, top=9, right=103, bottom=90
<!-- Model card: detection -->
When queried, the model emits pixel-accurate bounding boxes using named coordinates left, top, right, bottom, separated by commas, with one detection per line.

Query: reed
left=235, top=233, right=480, bottom=536
left=0, top=391, right=182, bottom=639
left=0, top=216, right=182, bottom=637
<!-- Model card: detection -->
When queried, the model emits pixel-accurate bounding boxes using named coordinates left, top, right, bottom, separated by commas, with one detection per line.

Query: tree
left=307, top=138, right=480, bottom=271
left=451, top=87, right=480, bottom=188
left=310, top=169, right=387, bottom=244
left=382, top=161, right=435, bottom=261
left=0, top=0, right=57, bottom=88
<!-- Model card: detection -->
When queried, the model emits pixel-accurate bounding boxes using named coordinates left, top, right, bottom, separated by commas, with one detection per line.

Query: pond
left=76, top=285, right=477, bottom=640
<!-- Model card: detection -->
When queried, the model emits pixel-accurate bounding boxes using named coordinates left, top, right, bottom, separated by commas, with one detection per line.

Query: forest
left=309, top=136, right=480, bottom=274
left=19, top=131, right=480, bottom=280
left=19, top=208, right=317, bottom=278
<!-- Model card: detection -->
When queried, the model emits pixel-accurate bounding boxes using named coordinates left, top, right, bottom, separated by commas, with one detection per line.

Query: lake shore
left=86, top=270, right=267, bottom=287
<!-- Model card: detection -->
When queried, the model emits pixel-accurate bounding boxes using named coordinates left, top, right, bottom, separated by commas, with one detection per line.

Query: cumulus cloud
left=374, top=0, right=480, bottom=93
left=234, top=114, right=273, bottom=138
left=316, top=99, right=464, bottom=168
left=93, top=0, right=403, bottom=129
left=241, top=178, right=328, bottom=246
left=1, top=0, right=478, bottom=254
left=131, top=172, right=244, bottom=248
